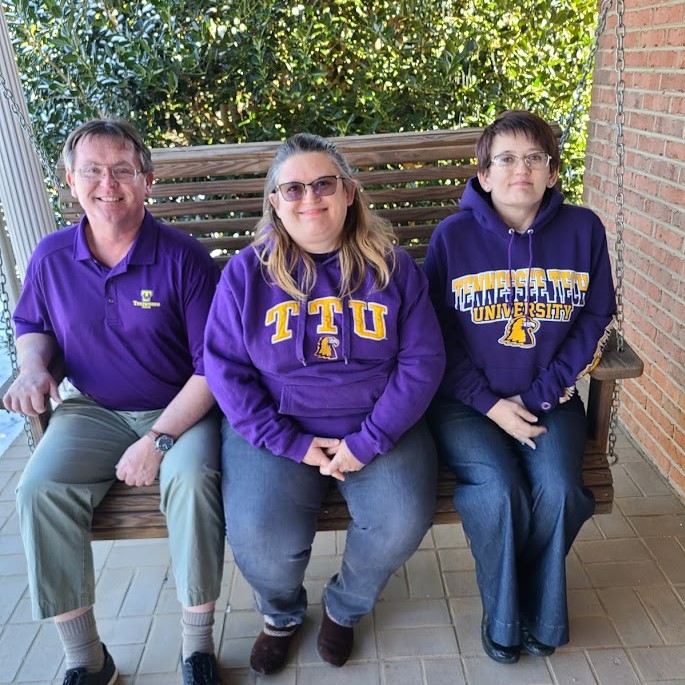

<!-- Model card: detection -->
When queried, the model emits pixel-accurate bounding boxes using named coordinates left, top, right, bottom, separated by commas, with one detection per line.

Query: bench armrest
left=590, top=329, right=644, bottom=381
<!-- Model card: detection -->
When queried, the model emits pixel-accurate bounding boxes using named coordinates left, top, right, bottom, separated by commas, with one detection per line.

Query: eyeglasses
left=75, top=165, right=143, bottom=183
left=489, top=153, right=552, bottom=170
left=273, top=175, right=344, bottom=202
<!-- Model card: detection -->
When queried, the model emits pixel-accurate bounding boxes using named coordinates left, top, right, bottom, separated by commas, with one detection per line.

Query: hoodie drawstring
left=507, top=227, right=535, bottom=321
left=295, top=261, right=307, bottom=366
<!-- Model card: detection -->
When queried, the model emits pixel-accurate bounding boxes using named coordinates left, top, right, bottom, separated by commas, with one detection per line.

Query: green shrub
left=5, top=0, right=597, bottom=200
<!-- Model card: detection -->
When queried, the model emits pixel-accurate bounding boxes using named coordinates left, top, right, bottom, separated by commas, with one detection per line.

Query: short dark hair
left=62, top=119, right=154, bottom=173
left=475, top=110, right=560, bottom=174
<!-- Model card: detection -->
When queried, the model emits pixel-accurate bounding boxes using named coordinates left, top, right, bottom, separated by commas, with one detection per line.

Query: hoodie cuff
left=345, top=432, right=377, bottom=465
left=279, top=432, right=315, bottom=463
left=520, top=387, right=558, bottom=415
left=471, top=390, right=502, bottom=417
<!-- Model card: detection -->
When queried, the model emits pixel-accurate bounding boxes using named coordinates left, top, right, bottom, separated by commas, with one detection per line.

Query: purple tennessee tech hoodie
left=423, top=178, right=616, bottom=416
left=205, top=245, right=446, bottom=463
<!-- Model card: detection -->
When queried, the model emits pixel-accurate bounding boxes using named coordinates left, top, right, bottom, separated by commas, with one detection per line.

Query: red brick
left=663, top=140, right=685, bottom=162
left=651, top=304, right=677, bottom=336
left=653, top=3, right=684, bottom=25
left=668, top=94, right=685, bottom=114
left=649, top=158, right=681, bottom=184
left=633, top=28, right=668, bottom=48
left=627, top=7, right=654, bottom=27
left=657, top=182, right=684, bottom=206
left=653, top=224, right=683, bottom=251
left=667, top=27, right=685, bottom=46
left=633, top=72, right=662, bottom=91
left=627, top=111, right=654, bottom=131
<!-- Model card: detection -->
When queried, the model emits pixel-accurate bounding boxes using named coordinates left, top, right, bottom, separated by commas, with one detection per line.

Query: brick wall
left=583, top=0, right=685, bottom=497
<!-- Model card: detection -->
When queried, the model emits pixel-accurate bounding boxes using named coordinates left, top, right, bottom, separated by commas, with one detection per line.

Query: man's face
left=66, top=134, right=154, bottom=232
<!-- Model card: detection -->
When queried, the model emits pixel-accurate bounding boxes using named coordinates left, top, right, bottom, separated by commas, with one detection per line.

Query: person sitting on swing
left=203, top=132, right=446, bottom=674
left=3, top=119, right=225, bottom=685
left=424, top=110, right=616, bottom=663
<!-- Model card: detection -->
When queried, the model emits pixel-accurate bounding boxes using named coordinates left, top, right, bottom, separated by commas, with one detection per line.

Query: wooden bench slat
left=90, top=452, right=614, bottom=540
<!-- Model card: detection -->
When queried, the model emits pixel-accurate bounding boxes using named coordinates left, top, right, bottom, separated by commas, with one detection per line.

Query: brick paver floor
left=1, top=428, right=684, bottom=685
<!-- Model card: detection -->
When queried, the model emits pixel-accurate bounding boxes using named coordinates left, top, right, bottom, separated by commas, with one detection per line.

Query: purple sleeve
left=423, top=229, right=500, bottom=415
left=13, top=253, right=56, bottom=338
left=520, top=217, right=616, bottom=413
left=345, top=253, right=446, bottom=463
left=204, top=260, right=313, bottom=461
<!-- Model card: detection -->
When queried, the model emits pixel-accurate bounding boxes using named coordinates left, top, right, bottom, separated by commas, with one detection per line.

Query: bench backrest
left=57, top=127, right=561, bottom=263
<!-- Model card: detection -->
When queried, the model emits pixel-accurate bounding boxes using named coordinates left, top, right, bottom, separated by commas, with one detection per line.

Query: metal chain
left=0, top=73, right=60, bottom=192
left=559, top=0, right=614, bottom=151
left=0, top=71, right=58, bottom=451
left=608, top=0, right=627, bottom=465
left=0, top=222, right=36, bottom=452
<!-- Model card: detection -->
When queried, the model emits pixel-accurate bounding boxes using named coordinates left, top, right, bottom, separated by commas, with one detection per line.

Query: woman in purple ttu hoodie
left=424, top=111, right=616, bottom=664
left=204, top=133, right=445, bottom=674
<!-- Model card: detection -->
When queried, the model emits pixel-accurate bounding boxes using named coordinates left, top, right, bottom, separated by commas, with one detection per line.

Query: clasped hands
left=486, top=395, right=547, bottom=449
left=303, top=436, right=363, bottom=481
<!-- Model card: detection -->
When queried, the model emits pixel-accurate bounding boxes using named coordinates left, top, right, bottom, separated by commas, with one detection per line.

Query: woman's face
left=268, top=152, right=355, bottom=253
left=477, top=132, right=558, bottom=225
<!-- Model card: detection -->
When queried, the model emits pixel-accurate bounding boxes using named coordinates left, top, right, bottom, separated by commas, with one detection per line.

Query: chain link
left=608, top=0, right=627, bottom=466
left=559, top=0, right=614, bottom=151
left=0, top=73, right=60, bottom=192
left=0, top=70, right=57, bottom=452
left=0, top=220, right=36, bottom=452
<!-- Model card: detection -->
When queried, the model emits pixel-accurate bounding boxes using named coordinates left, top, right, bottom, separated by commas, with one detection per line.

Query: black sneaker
left=62, top=644, right=118, bottom=685
left=182, top=652, right=224, bottom=685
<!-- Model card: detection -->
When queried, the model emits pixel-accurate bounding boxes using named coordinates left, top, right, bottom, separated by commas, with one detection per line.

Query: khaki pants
left=16, top=392, right=225, bottom=619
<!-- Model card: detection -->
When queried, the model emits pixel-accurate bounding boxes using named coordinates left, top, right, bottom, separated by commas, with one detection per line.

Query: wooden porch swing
left=1, top=1, right=643, bottom=539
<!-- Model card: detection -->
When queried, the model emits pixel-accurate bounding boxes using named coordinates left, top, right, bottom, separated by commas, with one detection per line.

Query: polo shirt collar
left=73, top=210, right=159, bottom=266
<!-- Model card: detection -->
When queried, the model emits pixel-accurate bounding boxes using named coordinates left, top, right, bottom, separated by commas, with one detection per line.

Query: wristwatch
left=145, top=429, right=175, bottom=455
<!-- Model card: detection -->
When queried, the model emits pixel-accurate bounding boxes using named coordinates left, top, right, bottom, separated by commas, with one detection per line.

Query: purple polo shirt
left=14, top=211, right=220, bottom=410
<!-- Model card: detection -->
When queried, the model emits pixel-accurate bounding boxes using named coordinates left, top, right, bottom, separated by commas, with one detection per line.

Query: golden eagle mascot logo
left=315, top=336, right=340, bottom=360
left=498, top=315, right=540, bottom=348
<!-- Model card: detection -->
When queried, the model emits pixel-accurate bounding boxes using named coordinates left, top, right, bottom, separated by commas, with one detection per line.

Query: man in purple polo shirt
left=3, top=120, right=225, bottom=685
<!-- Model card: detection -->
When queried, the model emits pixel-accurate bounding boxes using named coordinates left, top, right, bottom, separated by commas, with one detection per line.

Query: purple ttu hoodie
left=204, top=245, right=446, bottom=464
left=423, top=178, right=616, bottom=416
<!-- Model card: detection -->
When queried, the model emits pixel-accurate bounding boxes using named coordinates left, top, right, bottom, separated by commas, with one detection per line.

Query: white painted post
left=0, top=4, right=57, bottom=280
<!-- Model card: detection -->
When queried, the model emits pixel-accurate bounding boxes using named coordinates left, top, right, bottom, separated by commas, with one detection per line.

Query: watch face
left=155, top=435, right=174, bottom=452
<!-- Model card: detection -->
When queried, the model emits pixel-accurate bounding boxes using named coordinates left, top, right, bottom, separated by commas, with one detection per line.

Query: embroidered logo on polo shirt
left=133, top=289, right=161, bottom=309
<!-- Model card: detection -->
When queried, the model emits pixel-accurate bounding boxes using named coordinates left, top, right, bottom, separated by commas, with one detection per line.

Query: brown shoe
left=317, top=607, right=353, bottom=667
left=249, top=623, right=300, bottom=675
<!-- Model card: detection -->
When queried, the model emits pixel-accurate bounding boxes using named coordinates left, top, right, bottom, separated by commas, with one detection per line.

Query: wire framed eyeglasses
left=273, top=175, right=344, bottom=202
left=489, top=153, right=552, bottom=170
left=75, top=165, right=143, bottom=183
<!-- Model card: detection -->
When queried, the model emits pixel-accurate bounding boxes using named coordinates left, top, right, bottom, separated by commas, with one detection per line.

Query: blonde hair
left=252, top=133, right=396, bottom=300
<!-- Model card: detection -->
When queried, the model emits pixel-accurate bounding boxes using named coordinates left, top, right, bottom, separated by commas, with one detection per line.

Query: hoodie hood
left=459, top=176, right=565, bottom=240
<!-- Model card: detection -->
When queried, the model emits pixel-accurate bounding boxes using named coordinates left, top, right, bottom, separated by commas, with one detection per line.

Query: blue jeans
left=221, top=418, right=437, bottom=628
left=428, top=394, right=594, bottom=647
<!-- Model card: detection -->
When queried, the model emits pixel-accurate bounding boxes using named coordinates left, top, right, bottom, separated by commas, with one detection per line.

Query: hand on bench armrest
left=1, top=351, right=65, bottom=418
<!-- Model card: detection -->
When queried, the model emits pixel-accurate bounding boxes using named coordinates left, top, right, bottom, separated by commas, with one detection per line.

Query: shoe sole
left=106, top=667, right=119, bottom=685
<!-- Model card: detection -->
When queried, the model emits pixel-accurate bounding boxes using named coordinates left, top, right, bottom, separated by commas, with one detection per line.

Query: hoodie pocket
left=279, top=374, right=387, bottom=417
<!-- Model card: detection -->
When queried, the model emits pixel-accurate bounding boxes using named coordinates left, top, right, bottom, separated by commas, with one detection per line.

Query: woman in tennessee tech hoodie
left=204, top=133, right=445, bottom=674
left=424, top=111, right=616, bottom=664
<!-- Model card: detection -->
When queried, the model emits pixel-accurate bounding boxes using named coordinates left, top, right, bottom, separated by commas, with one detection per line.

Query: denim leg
left=15, top=395, right=137, bottom=619
left=429, top=395, right=594, bottom=647
left=323, top=419, right=438, bottom=626
left=429, top=400, right=530, bottom=647
left=221, top=420, right=330, bottom=628
left=517, top=394, right=594, bottom=645
left=159, top=411, right=224, bottom=608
